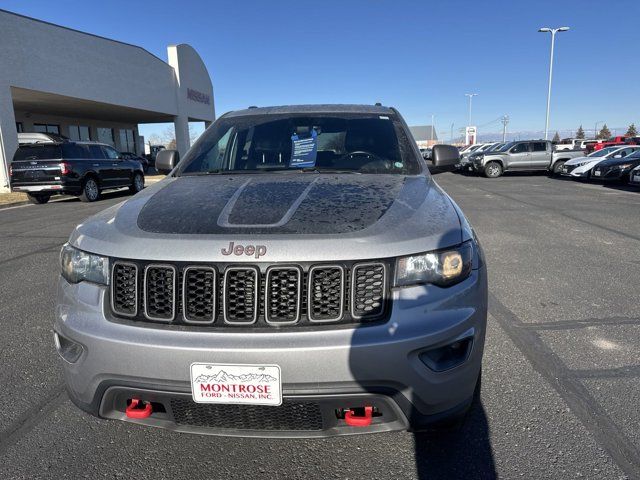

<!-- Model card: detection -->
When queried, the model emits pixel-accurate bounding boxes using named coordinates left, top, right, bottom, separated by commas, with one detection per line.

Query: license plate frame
left=190, top=363, right=282, bottom=406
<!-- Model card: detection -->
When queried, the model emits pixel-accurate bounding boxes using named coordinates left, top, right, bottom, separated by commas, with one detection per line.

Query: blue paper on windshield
left=290, top=129, right=318, bottom=168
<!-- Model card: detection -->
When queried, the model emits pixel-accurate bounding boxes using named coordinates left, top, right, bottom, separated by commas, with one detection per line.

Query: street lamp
left=539, top=26, right=570, bottom=140
left=594, top=120, right=604, bottom=140
left=430, top=113, right=435, bottom=144
left=464, top=93, right=478, bottom=126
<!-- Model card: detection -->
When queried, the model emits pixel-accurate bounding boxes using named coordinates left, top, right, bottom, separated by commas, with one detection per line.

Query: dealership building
left=0, top=9, right=215, bottom=192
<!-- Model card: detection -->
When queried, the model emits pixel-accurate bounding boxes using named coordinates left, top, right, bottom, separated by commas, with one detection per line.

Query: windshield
left=178, top=113, right=421, bottom=176
left=13, top=144, right=62, bottom=161
left=589, top=147, right=619, bottom=158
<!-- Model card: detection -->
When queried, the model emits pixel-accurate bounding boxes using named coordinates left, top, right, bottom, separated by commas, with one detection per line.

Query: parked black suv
left=10, top=138, right=145, bottom=204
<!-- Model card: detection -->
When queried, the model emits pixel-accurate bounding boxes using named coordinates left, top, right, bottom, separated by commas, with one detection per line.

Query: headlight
left=615, top=163, right=632, bottom=170
left=395, top=241, right=473, bottom=288
left=60, top=243, right=109, bottom=285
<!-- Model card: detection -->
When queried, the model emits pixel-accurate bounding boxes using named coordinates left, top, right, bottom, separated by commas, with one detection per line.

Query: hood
left=565, top=156, right=589, bottom=166
left=597, top=157, right=640, bottom=168
left=70, top=174, right=463, bottom=262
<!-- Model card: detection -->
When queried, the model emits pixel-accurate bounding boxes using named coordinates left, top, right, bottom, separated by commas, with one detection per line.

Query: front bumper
left=55, top=268, right=487, bottom=437
left=591, top=167, right=632, bottom=181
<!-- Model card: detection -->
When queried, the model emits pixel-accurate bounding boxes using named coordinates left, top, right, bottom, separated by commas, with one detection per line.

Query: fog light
left=53, top=332, right=84, bottom=363
left=420, top=337, right=473, bottom=372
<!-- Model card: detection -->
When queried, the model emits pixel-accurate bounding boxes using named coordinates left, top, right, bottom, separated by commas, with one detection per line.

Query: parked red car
left=587, top=136, right=636, bottom=154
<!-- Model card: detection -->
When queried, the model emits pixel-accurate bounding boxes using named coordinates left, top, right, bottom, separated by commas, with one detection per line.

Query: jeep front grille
left=265, top=267, right=301, bottom=324
left=308, top=266, right=344, bottom=322
left=144, top=265, right=176, bottom=321
left=183, top=267, right=216, bottom=323
left=109, top=260, right=389, bottom=327
left=111, top=262, right=138, bottom=317
left=351, top=263, right=387, bottom=319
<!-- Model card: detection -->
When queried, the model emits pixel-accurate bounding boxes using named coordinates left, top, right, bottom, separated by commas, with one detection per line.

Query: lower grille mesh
left=170, top=399, right=324, bottom=431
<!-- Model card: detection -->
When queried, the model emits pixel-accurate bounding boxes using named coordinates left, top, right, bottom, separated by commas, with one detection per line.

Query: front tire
left=484, top=161, right=503, bottom=178
left=129, top=172, right=145, bottom=194
left=79, top=177, right=100, bottom=202
left=551, top=161, right=565, bottom=176
left=26, top=193, right=50, bottom=204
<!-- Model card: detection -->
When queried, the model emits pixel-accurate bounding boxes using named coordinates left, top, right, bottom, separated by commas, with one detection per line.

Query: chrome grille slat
left=223, top=267, right=259, bottom=324
left=265, top=266, right=301, bottom=324
left=351, top=263, right=387, bottom=319
left=183, top=266, right=216, bottom=324
left=111, top=261, right=138, bottom=317
left=308, top=265, right=345, bottom=322
left=143, top=264, right=176, bottom=322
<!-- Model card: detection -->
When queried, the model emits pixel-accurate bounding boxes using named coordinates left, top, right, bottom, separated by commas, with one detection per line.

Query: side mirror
left=613, top=154, right=622, bottom=158
left=430, top=144, right=460, bottom=170
left=156, top=149, right=179, bottom=174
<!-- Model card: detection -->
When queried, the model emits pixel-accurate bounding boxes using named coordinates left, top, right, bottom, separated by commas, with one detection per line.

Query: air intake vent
left=351, top=263, right=386, bottom=319
left=308, top=266, right=345, bottom=322
left=223, top=267, right=259, bottom=324
left=265, top=267, right=301, bottom=324
left=183, top=267, right=216, bottom=323
left=111, top=262, right=138, bottom=317
left=144, top=265, right=176, bottom=321
left=170, top=399, right=324, bottom=431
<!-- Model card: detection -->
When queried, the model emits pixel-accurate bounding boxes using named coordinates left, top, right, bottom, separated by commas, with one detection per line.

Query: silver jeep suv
left=55, top=104, right=487, bottom=437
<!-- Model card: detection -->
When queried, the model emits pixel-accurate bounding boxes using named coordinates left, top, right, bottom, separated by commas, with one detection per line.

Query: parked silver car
left=55, top=104, right=487, bottom=437
left=472, top=140, right=583, bottom=177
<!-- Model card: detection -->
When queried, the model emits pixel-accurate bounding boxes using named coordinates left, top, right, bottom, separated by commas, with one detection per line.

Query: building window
left=33, top=123, right=60, bottom=135
left=69, top=125, right=91, bottom=142
left=119, top=128, right=136, bottom=153
left=16, top=122, right=23, bottom=132
left=97, top=127, right=115, bottom=147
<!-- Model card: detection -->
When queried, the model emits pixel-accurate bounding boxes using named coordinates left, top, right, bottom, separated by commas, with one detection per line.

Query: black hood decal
left=137, top=174, right=411, bottom=235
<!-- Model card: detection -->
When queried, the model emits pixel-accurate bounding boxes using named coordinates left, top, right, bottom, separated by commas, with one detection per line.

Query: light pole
left=430, top=114, right=435, bottom=144
left=539, top=26, right=570, bottom=140
left=594, top=120, right=604, bottom=139
left=464, top=93, right=478, bottom=126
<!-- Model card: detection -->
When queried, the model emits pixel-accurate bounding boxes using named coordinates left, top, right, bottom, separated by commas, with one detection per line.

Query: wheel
left=26, top=193, right=50, bottom=204
left=484, top=161, right=503, bottom=178
left=79, top=177, right=100, bottom=202
left=129, top=172, right=145, bottom=194
left=552, top=161, right=565, bottom=176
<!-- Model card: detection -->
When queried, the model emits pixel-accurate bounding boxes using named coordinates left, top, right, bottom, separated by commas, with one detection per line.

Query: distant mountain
left=194, top=370, right=277, bottom=383
left=475, top=127, right=628, bottom=143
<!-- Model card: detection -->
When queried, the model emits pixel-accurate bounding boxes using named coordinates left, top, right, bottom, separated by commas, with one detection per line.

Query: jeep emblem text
left=221, top=241, right=267, bottom=259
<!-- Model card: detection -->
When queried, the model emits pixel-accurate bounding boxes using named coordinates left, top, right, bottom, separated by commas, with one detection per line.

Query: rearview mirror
left=156, top=149, right=179, bottom=174
left=429, top=144, right=460, bottom=171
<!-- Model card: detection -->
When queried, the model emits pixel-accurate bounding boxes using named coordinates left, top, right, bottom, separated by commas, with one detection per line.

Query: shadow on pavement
left=412, top=400, right=496, bottom=479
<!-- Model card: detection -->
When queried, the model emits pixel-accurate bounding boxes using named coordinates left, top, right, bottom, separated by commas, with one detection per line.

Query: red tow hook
left=344, top=406, right=374, bottom=427
left=125, top=398, right=153, bottom=419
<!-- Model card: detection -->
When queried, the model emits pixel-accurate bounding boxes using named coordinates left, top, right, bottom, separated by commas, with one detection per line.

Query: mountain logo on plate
left=194, top=370, right=277, bottom=383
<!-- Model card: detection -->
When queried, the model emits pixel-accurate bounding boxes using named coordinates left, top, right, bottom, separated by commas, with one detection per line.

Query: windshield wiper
left=294, top=167, right=361, bottom=174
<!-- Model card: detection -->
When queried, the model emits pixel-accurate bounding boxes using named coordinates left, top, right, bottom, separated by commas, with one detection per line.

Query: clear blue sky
left=4, top=0, right=640, bottom=140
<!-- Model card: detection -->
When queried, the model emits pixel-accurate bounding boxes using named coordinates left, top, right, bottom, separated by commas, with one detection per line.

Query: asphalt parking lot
left=1, top=173, right=639, bottom=479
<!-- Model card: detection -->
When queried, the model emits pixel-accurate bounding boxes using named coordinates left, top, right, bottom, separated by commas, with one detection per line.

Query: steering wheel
left=338, top=151, right=393, bottom=171
left=339, top=151, right=384, bottom=162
